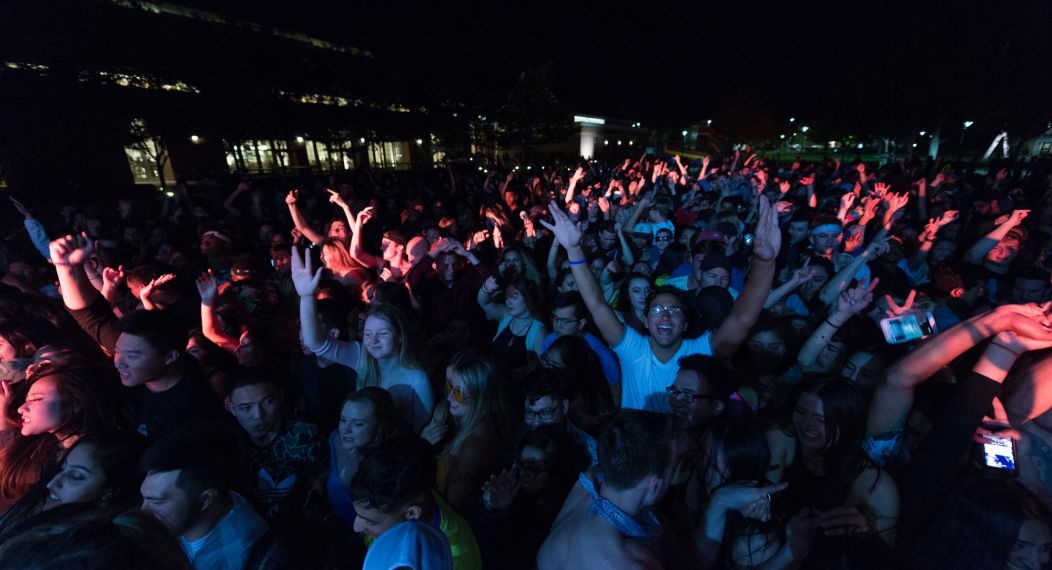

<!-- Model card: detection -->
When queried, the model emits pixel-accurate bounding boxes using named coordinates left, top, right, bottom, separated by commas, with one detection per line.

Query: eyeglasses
left=524, top=405, right=560, bottom=422
left=445, top=381, right=471, bottom=404
left=551, top=315, right=579, bottom=327
left=648, top=304, right=685, bottom=318
left=665, top=386, right=720, bottom=403
left=655, top=235, right=672, bottom=242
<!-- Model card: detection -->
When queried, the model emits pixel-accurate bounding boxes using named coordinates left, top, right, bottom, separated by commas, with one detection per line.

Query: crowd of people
left=0, top=149, right=1048, bottom=569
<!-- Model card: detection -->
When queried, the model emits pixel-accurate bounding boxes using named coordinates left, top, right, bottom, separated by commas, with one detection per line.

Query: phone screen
left=982, top=436, right=1017, bottom=472
left=881, top=313, right=936, bottom=344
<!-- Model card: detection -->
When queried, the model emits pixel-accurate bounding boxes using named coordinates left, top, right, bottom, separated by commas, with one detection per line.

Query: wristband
left=825, top=318, right=844, bottom=329
left=568, top=259, right=587, bottom=266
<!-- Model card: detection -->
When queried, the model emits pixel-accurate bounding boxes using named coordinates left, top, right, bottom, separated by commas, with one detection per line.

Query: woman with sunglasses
left=429, top=350, right=511, bottom=515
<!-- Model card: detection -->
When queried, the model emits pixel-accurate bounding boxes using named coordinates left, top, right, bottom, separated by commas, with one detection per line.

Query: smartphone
left=879, top=312, right=937, bottom=344
left=742, top=233, right=754, bottom=247
left=977, top=434, right=1018, bottom=476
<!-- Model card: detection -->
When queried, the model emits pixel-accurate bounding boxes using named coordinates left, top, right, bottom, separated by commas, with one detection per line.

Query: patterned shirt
left=242, top=416, right=329, bottom=522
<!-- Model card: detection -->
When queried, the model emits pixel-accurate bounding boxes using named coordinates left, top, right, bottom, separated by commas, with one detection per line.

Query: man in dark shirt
left=50, top=233, right=225, bottom=441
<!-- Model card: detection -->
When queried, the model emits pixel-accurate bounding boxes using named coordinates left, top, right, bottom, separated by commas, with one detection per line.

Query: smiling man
left=540, top=199, right=779, bottom=412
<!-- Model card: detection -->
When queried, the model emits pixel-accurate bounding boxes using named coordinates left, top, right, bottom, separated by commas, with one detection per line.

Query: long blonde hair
left=445, top=350, right=508, bottom=455
left=322, top=238, right=356, bottom=273
left=357, top=303, right=421, bottom=389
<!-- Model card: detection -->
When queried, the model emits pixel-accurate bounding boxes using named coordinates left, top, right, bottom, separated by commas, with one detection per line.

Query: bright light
left=801, top=126, right=810, bottom=133
left=963, top=121, right=974, bottom=128
left=190, top=135, right=200, bottom=142
left=919, top=131, right=926, bottom=136
left=617, top=140, right=622, bottom=145
left=295, top=136, right=304, bottom=143
left=527, top=166, right=532, bottom=170
left=573, top=115, right=606, bottom=125
left=789, top=117, right=796, bottom=122
left=779, top=134, right=785, bottom=139
left=681, top=130, right=688, bottom=136
left=857, top=143, right=864, bottom=149
left=416, top=139, right=423, bottom=144
left=165, top=191, right=175, bottom=197
left=912, top=143, right=918, bottom=147
left=604, top=140, right=609, bottom=145
left=359, top=137, right=366, bottom=143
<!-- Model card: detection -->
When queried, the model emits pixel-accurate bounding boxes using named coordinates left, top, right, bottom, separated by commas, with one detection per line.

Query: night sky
left=94, top=1, right=1052, bottom=136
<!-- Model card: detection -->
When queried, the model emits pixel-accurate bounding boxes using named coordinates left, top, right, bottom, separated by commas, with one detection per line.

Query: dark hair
left=544, top=336, right=613, bottom=413
left=517, top=424, right=585, bottom=491
left=505, top=276, right=544, bottom=320
left=228, top=366, right=282, bottom=396
left=0, top=320, right=58, bottom=360
left=138, top=421, right=239, bottom=498
left=653, top=243, right=689, bottom=278
left=644, top=285, right=693, bottom=323
left=522, top=368, right=569, bottom=405
left=344, top=387, right=404, bottom=444
left=0, top=507, right=192, bottom=570
left=617, top=273, right=652, bottom=312
left=701, top=417, right=771, bottom=488
left=6, top=366, right=125, bottom=441
left=677, top=354, right=734, bottom=399
left=789, top=376, right=873, bottom=490
left=597, top=410, right=673, bottom=490
left=553, top=268, right=577, bottom=294
left=350, top=436, right=435, bottom=513
left=551, top=291, right=585, bottom=320
left=315, top=299, right=350, bottom=337
left=117, top=310, right=186, bottom=357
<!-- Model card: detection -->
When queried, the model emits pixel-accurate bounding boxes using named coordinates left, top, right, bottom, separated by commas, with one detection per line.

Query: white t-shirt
left=612, top=326, right=713, bottom=412
left=363, top=521, right=453, bottom=570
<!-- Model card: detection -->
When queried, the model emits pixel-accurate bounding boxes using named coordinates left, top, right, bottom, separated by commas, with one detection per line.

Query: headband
left=810, top=224, right=843, bottom=236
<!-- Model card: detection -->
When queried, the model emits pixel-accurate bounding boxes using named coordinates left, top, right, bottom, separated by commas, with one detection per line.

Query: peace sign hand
left=538, top=201, right=583, bottom=250
left=885, top=289, right=917, bottom=317
left=290, top=247, right=323, bottom=298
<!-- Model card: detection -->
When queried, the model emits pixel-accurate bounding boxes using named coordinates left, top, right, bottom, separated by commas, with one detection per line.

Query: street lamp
left=190, top=135, right=200, bottom=143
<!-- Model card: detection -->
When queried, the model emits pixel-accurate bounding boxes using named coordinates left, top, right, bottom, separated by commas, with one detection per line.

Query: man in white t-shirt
left=540, top=198, right=780, bottom=411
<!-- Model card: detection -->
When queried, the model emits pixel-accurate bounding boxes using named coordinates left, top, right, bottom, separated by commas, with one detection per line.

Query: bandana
left=810, top=223, right=843, bottom=236
left=579, top=473, right=661, bottom=544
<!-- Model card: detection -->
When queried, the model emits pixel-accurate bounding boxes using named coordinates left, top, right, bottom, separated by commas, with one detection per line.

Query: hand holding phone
left=880, top=312, right=937, bottom=344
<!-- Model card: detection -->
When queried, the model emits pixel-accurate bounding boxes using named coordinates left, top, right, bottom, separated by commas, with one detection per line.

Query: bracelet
left=990, top=343, right=1022, bottom=357
left=568, top=259, right=588, bottom=266
left=825, top=318, right=845, bottom=329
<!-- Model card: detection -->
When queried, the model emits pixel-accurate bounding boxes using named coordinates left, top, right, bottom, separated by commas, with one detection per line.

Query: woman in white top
left=291, top=247, right=433, bottom=434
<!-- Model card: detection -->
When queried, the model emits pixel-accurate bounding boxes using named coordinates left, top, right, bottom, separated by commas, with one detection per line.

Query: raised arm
left=540, top=201, right=626, bottom=347
left=476, top=276, right=508, bottom=322
left=615, top=221, right=635, bottom=265
left=963, top=209, right=1029, bottom=265
left=798, top=279, right=877, bottom=370
left=139, top=273, right=175, bottom=312
left=623, top=194, right=651, bottom=233
left=223, top=181, right=251, bottom=217
left=564, top=167, right=583, bottom=205
left=50, top=233, right=102, bottom=311
left=818, top=236, right=888, bottom=307
left=867, top=303, right=1052, bottom=435
left=710, top=197, right=779, bottom=359
left=285, top=190, right=325, bottom=246
left=290, top=247, right=326, bottom=351
left=326, top=188, right=357, bottom=236
left=195, top=270, right=239, bottom=353
left=348, top=206, right=384, bottom=270
left=906, top=210, right=958, bottom=272
left=764, top=261, right=814, bottom=310
left=546, top=238, right=561, bottom=281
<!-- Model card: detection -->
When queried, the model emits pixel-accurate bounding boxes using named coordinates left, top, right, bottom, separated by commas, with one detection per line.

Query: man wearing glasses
left=539, top=198, right=780, bottom=412
left=541, top=291, right=621, bottom=401
left=521, top=370, right=599, bottom=466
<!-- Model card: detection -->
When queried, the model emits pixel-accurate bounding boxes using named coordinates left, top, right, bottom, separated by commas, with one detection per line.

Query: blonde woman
left=292, top=247, right=433, bottom=434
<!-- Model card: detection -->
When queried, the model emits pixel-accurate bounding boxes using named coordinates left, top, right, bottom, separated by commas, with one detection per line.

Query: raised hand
left=873, top=182, right=890, bottom=198
left=9, top=196, right=32, bottom=219
left=836, top=277, right=879, bottom=317
left=290, top=247, right=323, bottom=298
left=482, top=466, right=520, bottom=512
left=571, top=167, right=584, bottom=182
left=327, top=188, right=348, bottom=208
left=49, top=233, right=95, bottom=266
left=885, top=289, right=917, bottom=317
left=1007, top=209, right=1030, bottom=227
left=996, top=168, right=1008, bottom=181
left=102, top=265, right=125, bottom=289
left=790, top=259, right=816, bottom=284
left=752, top=197, right=781, bottom=262
left=285, top=189, right=299, bottom=206
left=195, top=270, right=219, bottom=305
left=538, top=201, right=583, bottom=250
left=800, top=174, right=815, bottom=186
left=141, top=273, right=175, bottom=301
left=776, top=200, right=794, bottom=214
left=840, top=192, right=857, bottom=211
left=597, top=196, right=610, bottom=213
left=816, top=505, right=874, bottom=536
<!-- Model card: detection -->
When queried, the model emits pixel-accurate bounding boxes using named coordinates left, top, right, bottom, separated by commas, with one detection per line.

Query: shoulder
left=853, top=466, right=898, bottom=503
left=613, top=325, right=645, bottom=352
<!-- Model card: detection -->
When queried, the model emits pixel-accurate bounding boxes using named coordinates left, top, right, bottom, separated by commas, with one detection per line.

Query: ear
left=404, top=504, right=423, bottom=521
left=198, top=488, right=219, bottom=513
left=164, top=349, right=180, bottom=367
left=561, top=400, right=570, bottom=415
left=224, top=398, right=234, bottom=414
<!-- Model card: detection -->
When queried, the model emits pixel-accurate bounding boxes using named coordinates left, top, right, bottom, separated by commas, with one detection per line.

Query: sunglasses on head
left=445, top=381, right=470, bottom=404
